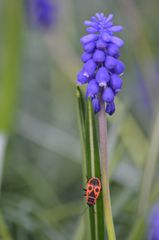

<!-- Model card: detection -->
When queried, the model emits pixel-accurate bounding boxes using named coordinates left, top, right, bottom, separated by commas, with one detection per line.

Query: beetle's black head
left=90, top=178, right=99, bottom=186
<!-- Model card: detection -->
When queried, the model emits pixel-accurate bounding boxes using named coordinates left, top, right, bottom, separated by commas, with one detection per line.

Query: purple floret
left=148, top=203, right=159, bottom=240
left=26, top=0, right=56, bottom=29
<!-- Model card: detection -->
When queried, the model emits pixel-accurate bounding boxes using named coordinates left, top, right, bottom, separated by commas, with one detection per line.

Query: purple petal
left=105, top=56, right=117, bottom=69
left=83, top=59, right=97, bottom=78
left=84, top=20, right=99, bottom=29
left=83, top=41, right=96, bottom=53
left=80, top=34, right=98, bottom=44
left=84, top=20, right=92, bottom=26
left=102, top=87, right=114, bottom=103
left=96, top=39, right=107, bottom=49
left=96, top=13, right=102, bottom=20
left=81, top=52, right=92, bottom=62
left=115, top=60, right=125, bottom=74
left=92, top=98, right=101, bottom=113
left=106, top=14, right=114, bottom=23
left=108, top=43, right=120, bottom=57
left=102, top=32, right=112, bottom=42
left=93, top=50, right=105, bottom=63
left=106, top=102, right=115, bottom=115
left=86, top=27, right=97, bottom=33
left=111, top=36, right=124, bottom=47
left=77, top=70, right=88, bottom=85
left=108, top=25, right=123, bottom=32
left=86, top=79, right=99, bottom=98
left=110, top=74, right=123, bottom=92
left=96, top=67, right=109, bottom=86
left=91, top=16, right=98, bottom=22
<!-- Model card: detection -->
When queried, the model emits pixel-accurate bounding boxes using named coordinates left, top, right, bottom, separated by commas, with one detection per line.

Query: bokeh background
left=0, top=0, right=159, bottom=239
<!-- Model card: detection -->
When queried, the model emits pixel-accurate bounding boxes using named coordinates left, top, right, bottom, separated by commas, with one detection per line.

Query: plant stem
left=98, top=101, right=116, bottom=240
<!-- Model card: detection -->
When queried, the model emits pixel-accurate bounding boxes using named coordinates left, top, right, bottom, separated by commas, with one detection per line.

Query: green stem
left=98, top=101, right=116, bottom=240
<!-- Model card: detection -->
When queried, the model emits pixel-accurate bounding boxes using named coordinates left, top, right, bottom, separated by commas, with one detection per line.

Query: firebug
left=84, top=177, right=102, bottom=207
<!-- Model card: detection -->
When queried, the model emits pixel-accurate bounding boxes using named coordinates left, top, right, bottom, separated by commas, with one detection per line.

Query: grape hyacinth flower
left=148, top=203, right=159, bottom=240
left=77, top=13, right=125, bottom=115
left=25, top=0, right=56, bottom=29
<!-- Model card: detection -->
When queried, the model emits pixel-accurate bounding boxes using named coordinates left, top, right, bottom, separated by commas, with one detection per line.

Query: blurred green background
left=0, top=0, right=159, bottom=239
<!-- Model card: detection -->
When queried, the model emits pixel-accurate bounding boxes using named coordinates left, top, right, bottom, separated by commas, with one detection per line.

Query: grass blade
left=0, top=0, right=22, bottom=131
left=85, top=99, right=104, bottom=240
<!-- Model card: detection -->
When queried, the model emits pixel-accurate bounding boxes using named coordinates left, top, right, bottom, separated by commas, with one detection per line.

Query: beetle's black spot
left=89, top=191, right=95, bottom=197
left=95, top=188, right=99, bottom=192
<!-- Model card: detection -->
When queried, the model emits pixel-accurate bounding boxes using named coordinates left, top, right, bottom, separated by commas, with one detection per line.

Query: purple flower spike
left=77, top=12, right=124, bottom=115
left=106, top=102, right=115, bottom=115
left=92, top=98, right=101, bottom=113
left=102, top=87, right=114, bottom=103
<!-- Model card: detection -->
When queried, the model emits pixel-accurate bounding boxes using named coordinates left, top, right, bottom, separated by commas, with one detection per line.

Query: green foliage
left=77, top=88, right=104, bottom=240
left=0, top=0, right=22, bottom=132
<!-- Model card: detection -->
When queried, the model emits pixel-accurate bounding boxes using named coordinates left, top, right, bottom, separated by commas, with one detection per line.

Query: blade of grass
left=0, top=0, right=22, bottom=194
left=0, top=0, right=22, bottom=131
left=128, top=111, right=159, bottom=240
left=85, top=99, right=104, bottom=240
left=76, top=87, right=90, bottom=240
left=0, top=211, right=12, bottom=240
left=138, top=111, right=159, bottom=214
left=76, top=87, right=86, bottom=142
left=128, top=217, right=145, bottom=240
left=77, top=91, right=104, bottom=240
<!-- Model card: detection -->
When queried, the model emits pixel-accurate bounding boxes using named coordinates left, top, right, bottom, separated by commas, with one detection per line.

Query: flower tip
left=92, top=98, right=101, bottom=113
left=99, top=82, right=107, bottom=87
left=106, top=102, right=115, bottom=115
left=106, top=13, right=114, bottom=22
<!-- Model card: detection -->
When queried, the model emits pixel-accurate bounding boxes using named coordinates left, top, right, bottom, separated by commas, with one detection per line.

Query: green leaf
left=76, top=86, right=86, bottom=143
left=0, top=212, right=12, bottom=240
left=77, top=93, right=105, bottom=240
left=128, top=217, right=145, bottom=240
left=0, top=0, right=23, bottom=132
left=85, top=99, right=104, bottom=240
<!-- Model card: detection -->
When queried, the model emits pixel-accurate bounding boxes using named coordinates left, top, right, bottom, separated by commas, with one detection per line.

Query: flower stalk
left=98, top=100, right=116, bottom=240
